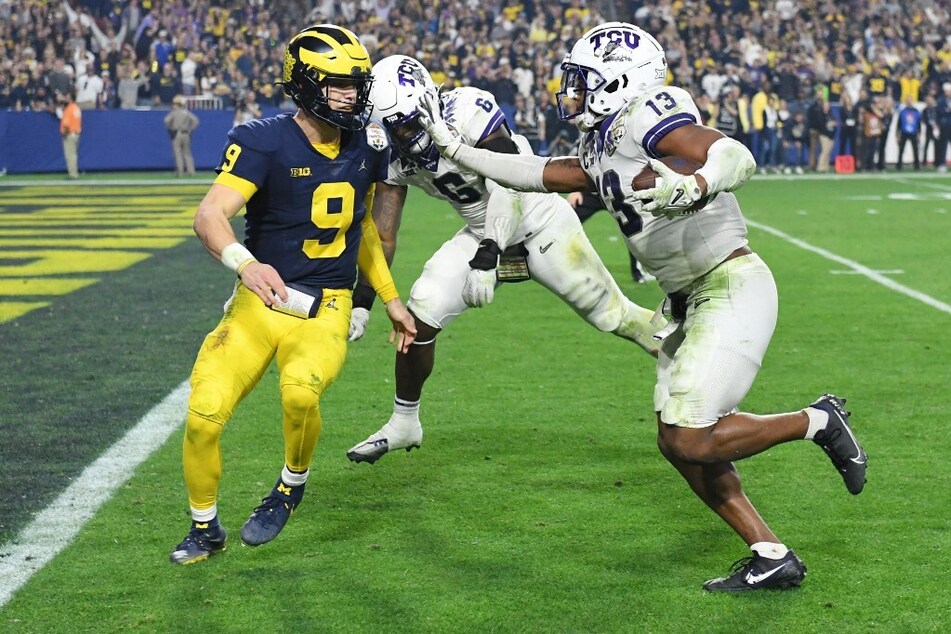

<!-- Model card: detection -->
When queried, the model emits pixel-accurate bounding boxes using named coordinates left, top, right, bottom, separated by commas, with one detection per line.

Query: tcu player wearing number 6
left=417, top=22, right=868, bottom=591
left=168, top=25, right=417, bottom=565
left=345, top=55, right=659, bottom=464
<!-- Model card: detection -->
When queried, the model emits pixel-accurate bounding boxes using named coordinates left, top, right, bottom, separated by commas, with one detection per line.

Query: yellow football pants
left=183, top=283, right=352, bottom=512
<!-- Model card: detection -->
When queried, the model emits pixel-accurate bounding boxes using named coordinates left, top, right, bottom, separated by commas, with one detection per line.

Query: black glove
left=469, top=239, right=501, bottom=271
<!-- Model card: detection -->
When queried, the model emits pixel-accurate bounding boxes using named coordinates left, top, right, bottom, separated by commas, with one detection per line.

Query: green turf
left=1, top=174, right=950, bottom=632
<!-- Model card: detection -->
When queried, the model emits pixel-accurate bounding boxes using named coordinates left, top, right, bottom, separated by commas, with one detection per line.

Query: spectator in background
left=861, top=96, right=885, bottom=171
left=749, top=80, right=770, bottom=166
left=759, top=93, right=781, bottom=173
left=75, top=66, right=104, bottom=110
left=838, top=92, right=860, bottom=157
left=784, top=110, right=808, bottom=174
left=59, top=90, right=82, bottom=179
left=164, top=96, right=199, bottom=177
left=715, top=85, right=742, bottom=142
left=151, top=62, right=181, bottom=107
left=875, top=96, right=895, bottom=171
left=180, top=51, right=199, bottom=96
left=808, top=92, right=836, bottom=172
left=921, top=94, right=938, bottom=167
left=47, top=58, right=73, bottom=102
left=233, top=91, right=262, bottom=127
left=895, top=95, right=922, bottom=170
left=116, top=62, right=148, bottom=109
left=512, top=93, right=543, bottom=154
left=936, top=83, right=951, bottom=172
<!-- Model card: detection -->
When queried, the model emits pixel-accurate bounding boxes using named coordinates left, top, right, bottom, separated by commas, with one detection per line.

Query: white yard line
left=0, top=381, right=190, bottom=608
left=746, top=219, right=951, bottom=315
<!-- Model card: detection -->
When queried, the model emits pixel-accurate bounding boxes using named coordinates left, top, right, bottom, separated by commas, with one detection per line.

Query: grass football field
left=0, top=171, right=949, bottom=632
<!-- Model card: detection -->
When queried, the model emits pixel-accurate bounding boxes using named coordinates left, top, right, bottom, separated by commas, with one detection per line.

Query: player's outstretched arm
left=349, top=183, right=408, bottom=341
left=416, top=89, right=593, bottom=194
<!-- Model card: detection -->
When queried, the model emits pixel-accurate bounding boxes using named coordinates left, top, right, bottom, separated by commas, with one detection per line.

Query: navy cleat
left=347, top=419, right=422, bottom=464
left=703, top=550, right=806, bottom=592
left=811, top=394, right=868, bottom=494
left=240, top=478, right=305, bottom=546
left=169, top=523, right=227, bottom=565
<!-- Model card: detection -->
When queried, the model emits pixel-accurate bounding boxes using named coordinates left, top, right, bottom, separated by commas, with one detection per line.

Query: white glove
left=348, top=307, right=370, bottom=341
left=639, top=158, right=703, bottom=219
left=416, top=88, right=461, bottom=158
left=462, top=268, right=497, bottom=308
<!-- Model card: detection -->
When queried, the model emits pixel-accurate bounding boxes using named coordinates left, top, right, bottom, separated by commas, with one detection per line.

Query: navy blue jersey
left=217, top=114, right=389, bottom=290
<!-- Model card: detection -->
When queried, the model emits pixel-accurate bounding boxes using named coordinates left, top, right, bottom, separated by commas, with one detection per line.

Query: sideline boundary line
left=0, top=381, right=190, bottom=608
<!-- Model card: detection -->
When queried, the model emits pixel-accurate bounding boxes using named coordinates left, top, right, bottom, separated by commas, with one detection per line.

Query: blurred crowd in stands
left=3, top=0, right=951, bottom=171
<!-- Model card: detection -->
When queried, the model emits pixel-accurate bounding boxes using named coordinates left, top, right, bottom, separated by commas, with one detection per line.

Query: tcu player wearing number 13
left=344, top=55, right=660, bottom=464
left=169, top=25, right=417, bottom=565
left=416, top=21, right=868, bottom=591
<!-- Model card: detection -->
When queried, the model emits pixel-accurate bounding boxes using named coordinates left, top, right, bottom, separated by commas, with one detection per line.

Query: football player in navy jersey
left=169, top=25, right=416, bottom=565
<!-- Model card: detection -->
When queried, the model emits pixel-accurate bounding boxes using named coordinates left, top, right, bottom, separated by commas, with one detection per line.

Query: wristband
left=351, top=282, right=376, bottom=310
left=220, top=242, right=256, bottom=275
left=469, top=239, right=502, bottom=271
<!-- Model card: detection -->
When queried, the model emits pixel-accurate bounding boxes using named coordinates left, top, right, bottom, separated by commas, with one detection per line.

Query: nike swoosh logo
left=745, top=563, right=787, bottom=585
left=694, top=298, right=710, bottom=309
left=539, top=240, right=555, bottom=253
left=671, top=189, right=685, bottom=206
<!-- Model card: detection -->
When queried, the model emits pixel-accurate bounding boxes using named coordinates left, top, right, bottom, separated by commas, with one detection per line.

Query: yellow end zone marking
left=0, top=185, right=208, bottom=318
left=0, top=250, right=152, bottom=276
left=0, top=278, right=98, bottom=295
left=0, top=238, right=186, bottom=249
left=0, top=301, right=50, bottom=323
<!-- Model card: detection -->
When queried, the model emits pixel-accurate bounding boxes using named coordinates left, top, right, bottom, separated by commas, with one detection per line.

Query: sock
left=804, top=407, right=830, bottom=440
left=281, top=465, right=309, bottom=487
left=190, top=505, right=218, bottom=527
left=393, top=397, right=420, bottom=421
left=751, top=542, right=789, bottom=560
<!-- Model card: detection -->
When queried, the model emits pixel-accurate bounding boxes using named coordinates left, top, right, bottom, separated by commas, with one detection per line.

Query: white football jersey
left=384, top=87, right=557, bottom=240
left=578, top=85, right=748, bottom=293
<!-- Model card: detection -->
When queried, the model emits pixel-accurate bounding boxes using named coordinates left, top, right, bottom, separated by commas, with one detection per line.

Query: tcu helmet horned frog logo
left=588, top=26, right=641, bottom=60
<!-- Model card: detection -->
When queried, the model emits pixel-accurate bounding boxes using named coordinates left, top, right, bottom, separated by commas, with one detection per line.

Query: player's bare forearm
left=542, top=157, right=596, bottom=193
left=370, top=183, right=407, bottom=266
left=193, top=183, right=249, bottom=259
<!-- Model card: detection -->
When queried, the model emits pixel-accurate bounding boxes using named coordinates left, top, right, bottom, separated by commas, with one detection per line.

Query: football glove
left=348, top=307, right=371, bottom=341
left=639, top=158, right=703, bottom=219
left=416, top=88, right=461, bottom=159
left=462, top=239, right=501, bottom=308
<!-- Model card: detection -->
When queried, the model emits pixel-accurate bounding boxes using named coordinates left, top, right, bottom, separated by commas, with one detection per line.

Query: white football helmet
left=557, top=22, right=667, bottom=131
left=369, top=55, right=439, bottom=167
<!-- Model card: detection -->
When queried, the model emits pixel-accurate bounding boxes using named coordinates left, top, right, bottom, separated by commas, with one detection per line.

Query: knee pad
left=280, top=381, right=320, bottom=420
left=188, top=380, right=229, bottom=426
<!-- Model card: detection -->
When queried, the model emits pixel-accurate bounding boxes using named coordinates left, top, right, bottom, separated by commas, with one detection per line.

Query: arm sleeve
left=356, top=184, right=399, bottom=303
left=445, top=142, right=550, bottom=191
left=482, top=179, right=523, bottom=250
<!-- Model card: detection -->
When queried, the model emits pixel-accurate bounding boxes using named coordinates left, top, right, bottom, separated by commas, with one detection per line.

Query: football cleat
left=169, top=523, right=227, bottom=565
left=347, top=418, right=423, bottom=464
left=703, top=550, right=806, bottom=592
left=240, top=479, right=305, bottom=546
left=810, top=394, right=867, bottom=494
